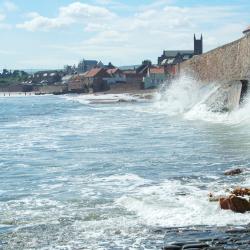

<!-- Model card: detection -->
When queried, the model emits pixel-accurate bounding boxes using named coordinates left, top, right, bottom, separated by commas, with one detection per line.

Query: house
left=104, top=62, right=116, bottom=69
left=118, top=60, right=152, bottom=89
left=158, top=34, right=203, bottom=75
left=136, top=60, right=152, bottom=75
left=105, top=68, right=126, bottom=85
left=64, top=65, right=77, bottom=75
left=120, top=70, right=142, bottom=91
left=77, top=59, right=98, bottom=73
left=31, top=70, right=63, bottom=85
left=84, top=68, right=110, bottom=92
left=143, top=67, right=169, bottom=89
left=67, top=74, right=88, bottom=93
left=158, top=50, right=194, bottom=65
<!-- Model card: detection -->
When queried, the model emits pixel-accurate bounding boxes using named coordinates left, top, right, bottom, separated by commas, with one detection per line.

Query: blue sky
left=0, top=0, right=249, bottom=69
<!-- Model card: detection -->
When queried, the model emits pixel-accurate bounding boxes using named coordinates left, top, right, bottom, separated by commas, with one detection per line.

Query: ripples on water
left=0, top=86, right=250, bottom=249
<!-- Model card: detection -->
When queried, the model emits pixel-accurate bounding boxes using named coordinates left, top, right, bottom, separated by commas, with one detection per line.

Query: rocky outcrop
left=219, top=195, right=250, bottom=213
left=162, top=225, right=250, bottom=250
left=231, top=187, right=250, bottom=196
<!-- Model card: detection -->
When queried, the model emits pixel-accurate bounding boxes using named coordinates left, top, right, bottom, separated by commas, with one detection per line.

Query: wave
left=62, top=93, right=140, bottom=105
left=116, top=177, right=250, bottom=227
left=154, top=75, right=250, bottom=124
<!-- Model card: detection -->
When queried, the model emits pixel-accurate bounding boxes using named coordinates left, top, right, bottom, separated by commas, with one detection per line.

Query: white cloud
left=0, top=12, right=12, bottom=30
left=3, top=1, right=18, bottom=12
left=11, top=1, right=249, bottom=67
left=17, top=2, right=116, bottom=31
left=0, top=13, right=5, bottom=21
left=0, top=1, right=17, bottom=30
left=94, top=0, right=113, bottom=5
left=49, top=3, right=247, bottom=65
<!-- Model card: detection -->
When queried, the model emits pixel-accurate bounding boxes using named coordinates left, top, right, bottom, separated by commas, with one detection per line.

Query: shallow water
left=0, top=87, right=250, bottom=249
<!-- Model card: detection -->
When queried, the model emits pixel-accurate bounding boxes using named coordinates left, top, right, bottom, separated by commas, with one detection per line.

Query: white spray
left=154, top=75, right=250, bottom=124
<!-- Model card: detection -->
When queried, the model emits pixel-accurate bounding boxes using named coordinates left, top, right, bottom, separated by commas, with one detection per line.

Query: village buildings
left=30, top=70, right=64, bottom=85
left=83, top=68, right=110, bottom=92
left=77, top=59, right=98, bottom=73
left=158, top=34, right=203, bottom=75
left=105, top=68, right=126, bottom=85
left=0, top=34, right=205, bottom=94
left=143, top=67, right=169, bottom=89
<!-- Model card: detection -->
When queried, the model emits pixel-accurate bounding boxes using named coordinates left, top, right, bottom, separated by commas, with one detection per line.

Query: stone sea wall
left=179, top=34, right=250, bottom=84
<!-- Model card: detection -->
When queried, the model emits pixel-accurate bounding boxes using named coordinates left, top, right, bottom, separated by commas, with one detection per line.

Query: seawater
left=0, top=81, right=250, bottom=249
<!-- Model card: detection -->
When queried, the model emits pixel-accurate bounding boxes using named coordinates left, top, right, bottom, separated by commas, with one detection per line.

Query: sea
left=0, top=77, right=250, bottom=249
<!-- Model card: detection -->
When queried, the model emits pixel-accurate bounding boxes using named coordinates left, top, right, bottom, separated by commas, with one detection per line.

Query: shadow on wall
left=240, top=80, right=249, bottom=103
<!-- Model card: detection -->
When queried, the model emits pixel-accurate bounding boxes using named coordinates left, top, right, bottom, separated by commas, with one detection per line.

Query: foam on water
left=116, top=175, right=250, bottom=228
left=63, top=93, right=140, bottom=105
left=154, top=75, right=250, bottom=125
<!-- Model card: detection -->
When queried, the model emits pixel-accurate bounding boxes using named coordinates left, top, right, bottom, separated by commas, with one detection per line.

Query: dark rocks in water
left=182, top=243, right=209, bottom=249
left=169, top=241, right=198, bottom=247
left=163, top=245, right=181, bottom=250
left=225, top=228, right=250, bottom=234
left=206, top=248, right=224, bottom=250
left=224, top=168, right=244, bottom=176
left=219, top=195, right=250, bottom=213
left=118, top=98, right=137, bottom=103
left=162, top=225, right=250, bottom=250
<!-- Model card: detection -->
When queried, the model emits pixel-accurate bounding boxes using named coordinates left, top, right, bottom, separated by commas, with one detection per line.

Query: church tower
left=194, top=34, right=203, bottom=55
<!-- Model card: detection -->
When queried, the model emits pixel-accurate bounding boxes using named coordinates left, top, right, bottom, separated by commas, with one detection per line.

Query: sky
left=0, top=0, right=249, bottom=70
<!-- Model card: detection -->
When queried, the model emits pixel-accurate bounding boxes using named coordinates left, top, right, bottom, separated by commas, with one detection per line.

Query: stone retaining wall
left=179, top=34, right=250, bottom=84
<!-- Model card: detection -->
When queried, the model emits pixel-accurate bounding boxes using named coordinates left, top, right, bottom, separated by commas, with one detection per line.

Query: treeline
left=0, top=69, right=29, bottom=86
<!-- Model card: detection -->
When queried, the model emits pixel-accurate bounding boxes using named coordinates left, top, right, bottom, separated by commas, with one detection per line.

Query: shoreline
left=0, top=89, right=157, bottom=104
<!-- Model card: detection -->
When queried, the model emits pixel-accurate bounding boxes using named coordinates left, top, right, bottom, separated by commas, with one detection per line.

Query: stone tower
left=194, top=34, right=203, bottom=55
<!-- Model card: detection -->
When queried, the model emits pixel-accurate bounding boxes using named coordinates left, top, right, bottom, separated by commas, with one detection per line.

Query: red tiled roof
left=150, top=67, right=165, bottom=74
left=85, top=68, right=103, bottom=78
left=107, top=68, right=120, bottom=75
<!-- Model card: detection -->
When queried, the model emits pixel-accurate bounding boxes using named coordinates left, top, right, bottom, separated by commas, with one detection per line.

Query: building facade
left=143, top=67, right=169, bottom=89
left=84, top=68, right=110, bottom=92
left=105, top=68, right=126, bottom=85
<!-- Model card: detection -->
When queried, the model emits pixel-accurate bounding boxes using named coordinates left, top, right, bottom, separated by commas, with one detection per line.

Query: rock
left=219, top=195, right=250, bottom=213
left=206, top=248, right=224, bottom=250
left=231, top=187, right=250, bottom=197
left=163, top=245, right=181, bottom=250
left=224, top=168, right=243, bottom=176
left=225, top=228, right=250, bottom=233
left=182, top=243, right=209, bottom=249
left=169, top=241, right=198, bottom=247
left=114, top=230, right=121, bottom=235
